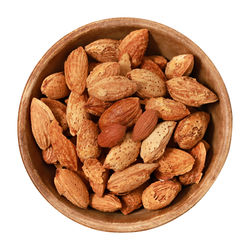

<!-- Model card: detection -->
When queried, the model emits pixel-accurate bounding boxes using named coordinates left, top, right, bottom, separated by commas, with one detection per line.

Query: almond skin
left=64, top=46, right=88, bottom=95
left=119, top=52, right=131, bottom=76
left=142, top=180, right=182, bottom=210
left=42, top=146, right=58, bottom=164
left=132, top=110, right=158, bottom=142
left=146, top=55, right=167, bottom=70
left=119, top=29, right=149, bottom=67
left=174, top=111, right=210, bottom=149
left=166, top=76, right=218, bottom=107
left=54, top=168, right=89, bottom=209
left=99, top=97, right=142, bottom=130
left=98, top=124, right=126, bottom=148
left=41, top=72, right=70, bottom=99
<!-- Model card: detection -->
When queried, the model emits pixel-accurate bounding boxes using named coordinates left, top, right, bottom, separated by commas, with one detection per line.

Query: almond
left=104, top=132, right=141, bottom=171
left=132, top=110, right=158, bottom=142
left=54, top=168, right=89, bottom=208
left=127, top=69, right=166, bottom=98
left=99, top=97, right=142, bottom=130
left=155, top=148, right=195, bottom=180
left=85, top=39, right=120, bottom=62
left=166, top=76, right=218, bottom=107
left=64, top=46, right=88, bottom=94
left=119, top=52, right=131, bottom=76
left=30, top=98, right=55, bottom=150
left=145, top=97, right=190, bottom=121
left=107, top=163, right=158, bottom=195
left=90, top=193, right=122, bottom=212
left=49, top=120, right=78, bottom=171
left=142, top=180, right=181, bottom=210
left=42, top=146, right=58, bottom=164
left=76, top=119, right=100, bottom=162
left=66, top=92, right=90, bottom=136
left=88, top=62, right=100, bottom=73
left=98, top=124, right=126, bottom=148
left=88, top=75, right=137, bottom=102
left=174, top=111, right=210, bottom=149
left=140, top=121, right=176, bottom=163
left=146, top=55, right=167, bottom=70
left=119, top=29, right=148, bottom=67
left=165, top=54, right=194, bottom=79
left=86, top=62, right=120, bottom=89
left=41, top=72, right=70, bottom=99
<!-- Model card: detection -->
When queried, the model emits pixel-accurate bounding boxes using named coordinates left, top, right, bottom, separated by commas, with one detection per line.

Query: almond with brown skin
left=174, top=111, right=210, bottom=149
left=42, top=146, right=58, bottom=164
left=64, top=46, right=88, bottom=94
left=132, top=109, right=158, bottom=142
left=41, top=72, right=70, bottom=99
left=155, top=148, right=195, bottom=180
left=142, top=180, right=182, bottom=210
left=85, top=39, right=120, bottom=62
left=147, top=55, right=167, bottom=70
left=119, top=52, right=131, bottom=76
left=166, top=76, right=218, bottom=107
left=145, top=97, right=190, bottom=121
left=99, top=97, right=142, bottom=130
left=107, top=163, right=159, bottom=195
left=119, top=29, right=149, bottom=67
left=54, top=168, right=89, bottom=208
left=30, top=98, right=55, bottom=150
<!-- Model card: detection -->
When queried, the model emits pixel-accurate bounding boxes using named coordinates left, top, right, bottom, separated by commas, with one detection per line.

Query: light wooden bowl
left=18, top=18, right=232, bottom=232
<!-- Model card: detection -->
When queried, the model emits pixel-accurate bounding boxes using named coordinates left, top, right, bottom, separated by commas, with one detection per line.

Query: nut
left=119, top=52, right=131, bottom=76
left=146, top=55, right=167, bottom=70
left=42, top=146, right=58, bottom=165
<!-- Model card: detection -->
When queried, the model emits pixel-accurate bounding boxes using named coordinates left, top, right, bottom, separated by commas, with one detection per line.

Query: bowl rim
left=18, top=17, right=232, bottom=232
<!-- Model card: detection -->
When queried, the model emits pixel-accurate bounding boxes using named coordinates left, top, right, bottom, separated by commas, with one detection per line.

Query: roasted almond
left=42, top=146, right=58, bottom=164
left=146, top=55, right=167, bottom=70
left=119, top=52, right=131, bottom=76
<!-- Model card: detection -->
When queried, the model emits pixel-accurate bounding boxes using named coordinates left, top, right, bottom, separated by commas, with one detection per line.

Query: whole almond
left=104, top=132, right=141, bottom=171
left=107, top=163, right=159, bottom=195
left=119, top=29, right=149, bottom=67
left=42, top=146, right=58, bottom=164
left=119, top=52, right=131, bottom=76
left=49, top=120, right=78, bottom=171
left=165, top=54, right=194, bottom=79
left=88, top=75, right=137, bottom=102
left=64, top=46, right=88, bottom=94
left=166, top=76, right=218, bottom=107
left=41, top=72, right=70, bottom=99
left=174, top=111, right=210, bottom=149
left=54, top=168, right=89, bottom=208
left=76, top=119, right=100, bottom=162
left=147, top=55, right=167, bottom=70
left=90, top=193, right=122, bottom=212
left=85, top=39, right=120, bottom=62
left=127, top=69, right=166, bottom=98
left=99, top=97, right=142, bottom=130
left=98, top=124, right=126, bottom=148
left=145, top=97, right=190, bottom=121
left=140, top=121, right=176, bottom=163
left=132, top=110, right=158, bottom=142
left=155, top=148, right=195, bottom=180
left=142, top=180, right=181, bottom=210
left=30, top=98, right=55, bottom=150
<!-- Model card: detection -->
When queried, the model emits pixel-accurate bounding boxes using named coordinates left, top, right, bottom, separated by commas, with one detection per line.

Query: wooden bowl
left=18, top=18, right=232, bottom=232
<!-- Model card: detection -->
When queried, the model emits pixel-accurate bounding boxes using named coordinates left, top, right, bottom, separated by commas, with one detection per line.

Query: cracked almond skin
left=174, top=111, right=210, bottom=149
left=76, top=119, right=100, bottom=162
left=41, top=72, right=70, bottom=99
left=104, top=132, right=141, bottom=171
left=140, top=121, right=176, bottom=163
left=146, top=55, right=167, bottom=70
left=88, top=75, right=138, bottom=102
left=155, top=148, right=195, bottom=180
left=166, top=76, right=218, bottom=107
left=107, top=163, right=158, bottom=195
left=30, top=98, right=55, bottom=150
left=119, top=52, right=131, bottom=76
left=127, top=69, right=166, bottom=98
left=64, top=46, right=88, bottom=94
left=99, top=97, right=142, bottom=130
left=145, top=97, right=190, bottom=121
left=165, top=54, right=194, bottom=79
left=119, top=29, right=149, bottom=67
left=142, top=180, right=182, bottom=210
left=42, top=146, right=58, bottom=164
left=90, top=193, right=121, bottom=212
left=54, top=168, right=89, bottom=209
left=179, top=141, right=208, bottom=185
left=49, top=120, right=78, bottom=171
left=85, top=39, right=120, bottom=62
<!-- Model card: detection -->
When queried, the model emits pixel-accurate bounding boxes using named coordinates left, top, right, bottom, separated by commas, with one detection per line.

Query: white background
left=1, top=0, right=249, bottom=249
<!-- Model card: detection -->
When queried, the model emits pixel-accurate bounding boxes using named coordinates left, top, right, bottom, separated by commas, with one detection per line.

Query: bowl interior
left=18, top=18, right=232, bottom=232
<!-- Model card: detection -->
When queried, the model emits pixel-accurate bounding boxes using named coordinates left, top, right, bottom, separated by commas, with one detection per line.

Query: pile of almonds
left=30, top=28, right=218, bottom=214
